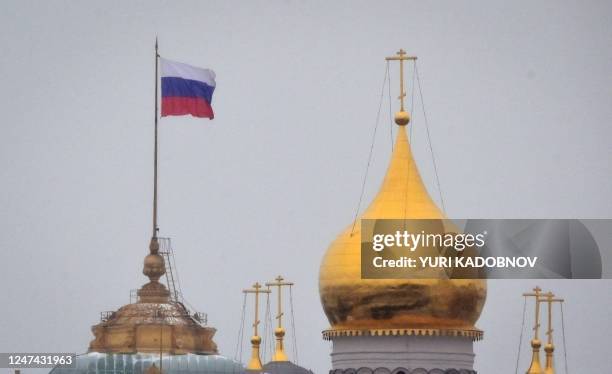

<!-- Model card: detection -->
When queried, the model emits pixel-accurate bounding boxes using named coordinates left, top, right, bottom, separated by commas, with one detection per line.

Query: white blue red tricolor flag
left=160, top=58, right=216, bottom=119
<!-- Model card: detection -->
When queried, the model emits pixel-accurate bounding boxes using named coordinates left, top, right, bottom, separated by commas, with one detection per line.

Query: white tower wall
left=329, top=335, right=477, bottom=374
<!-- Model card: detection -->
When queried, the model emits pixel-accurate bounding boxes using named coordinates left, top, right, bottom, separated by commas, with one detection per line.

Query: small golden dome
left=274, top=327, right=285, bottom=337
left=319, top=124, right=486, bottom=333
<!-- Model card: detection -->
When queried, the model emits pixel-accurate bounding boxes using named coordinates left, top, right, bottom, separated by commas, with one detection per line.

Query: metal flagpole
left=153, top=37, right=159, bottom=239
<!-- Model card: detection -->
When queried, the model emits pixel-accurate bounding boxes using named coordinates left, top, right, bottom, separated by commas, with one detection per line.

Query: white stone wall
left=330, top=335, right=475, bottom=372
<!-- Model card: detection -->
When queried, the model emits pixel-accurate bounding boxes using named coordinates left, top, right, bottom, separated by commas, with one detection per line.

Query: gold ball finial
left=143, top=253, right=166, bottom=281
left=137, top=237, right=170, bottom=302
left=395, top=111, right=410, bottom=126
left=274, top=327, right=286, bottom=338
left=251, top=335, right=262, bottom=345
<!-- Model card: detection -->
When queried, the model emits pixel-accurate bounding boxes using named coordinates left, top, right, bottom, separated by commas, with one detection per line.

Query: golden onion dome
left=319, top=113, right=486, bottom=337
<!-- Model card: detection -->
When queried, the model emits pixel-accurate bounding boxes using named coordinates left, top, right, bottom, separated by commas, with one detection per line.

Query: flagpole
left=153, top=37, right=159, bottom=239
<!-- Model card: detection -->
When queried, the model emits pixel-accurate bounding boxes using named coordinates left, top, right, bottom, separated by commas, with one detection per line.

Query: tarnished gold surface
left=89, top=301, right=218, bottom=354
left=88, top=238, right=218, bottom=354
left=319, top=124, right=487, bottom=332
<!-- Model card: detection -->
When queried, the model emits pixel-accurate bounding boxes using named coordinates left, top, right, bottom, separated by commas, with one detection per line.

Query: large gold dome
left=319, top=122, right=486, bottom=336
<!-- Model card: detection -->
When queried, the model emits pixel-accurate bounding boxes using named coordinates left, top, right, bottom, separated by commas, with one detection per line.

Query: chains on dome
left=261, top=291, right=273, bottom=362
left=415, top=62, right=446, bottom=214
left=561, top=302, right=569, bottom=374
left=234, top=293, right=247, bottom=361
left=514, top=295, right=528, bottom=374
left=350, top=63, right=390, bottom=236
left=387, top=61, right=394, bottom=151
left=289, top=285, right=299, bottom=365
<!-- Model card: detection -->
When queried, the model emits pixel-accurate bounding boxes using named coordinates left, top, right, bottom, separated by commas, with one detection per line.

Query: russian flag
left=160, top=58, right=216, bottom=119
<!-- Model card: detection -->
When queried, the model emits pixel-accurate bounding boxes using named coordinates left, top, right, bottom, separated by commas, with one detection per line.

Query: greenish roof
left=49, top=352, right=244, bottom=374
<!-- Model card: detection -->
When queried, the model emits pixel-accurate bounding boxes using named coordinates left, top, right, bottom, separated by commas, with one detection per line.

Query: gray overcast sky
left=1, top=1, right=611, bottom=373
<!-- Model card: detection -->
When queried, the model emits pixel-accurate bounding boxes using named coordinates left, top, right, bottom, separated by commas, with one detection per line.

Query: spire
left=244, top=282, right=271, bottom=371
left=265, top=275, right=294, bottom=362
left=542, top=292, right=564, bottom=374
left=524, top=286, right=543, bottom=374
left=361, top=123, right=444, bottom=220
left=359, top=50, right=443, bottom=221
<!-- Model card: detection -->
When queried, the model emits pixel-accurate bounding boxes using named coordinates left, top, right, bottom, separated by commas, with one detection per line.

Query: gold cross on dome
left=523, top=286, right=543, bottom=339
left=539, top=291, right=564, bottom=344
left=243, top=282, right=271, bottom=336
left=385, top=49, right=417, bottom=111
left=265, top=275, right=294, bottom=329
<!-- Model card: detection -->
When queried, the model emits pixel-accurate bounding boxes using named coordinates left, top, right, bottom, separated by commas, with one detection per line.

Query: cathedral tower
left=319, top=50, right=487, bottom=373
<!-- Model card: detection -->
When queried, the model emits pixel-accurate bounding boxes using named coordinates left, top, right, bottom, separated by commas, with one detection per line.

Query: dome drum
left=89, top=301, right=218, bottom=355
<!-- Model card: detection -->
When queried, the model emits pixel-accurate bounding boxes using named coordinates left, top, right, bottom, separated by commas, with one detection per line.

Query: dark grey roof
left=328, top=369, right=476, bottom=374
left=261, top=361, right=314, bottom=374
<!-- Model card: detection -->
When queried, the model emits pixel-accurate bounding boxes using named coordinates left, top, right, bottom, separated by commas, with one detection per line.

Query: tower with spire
left=48, top=40, right=243, bottom=374
left=85, top=39, right=222, bottom=357
left=318, top=50, right=487, bottom=373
